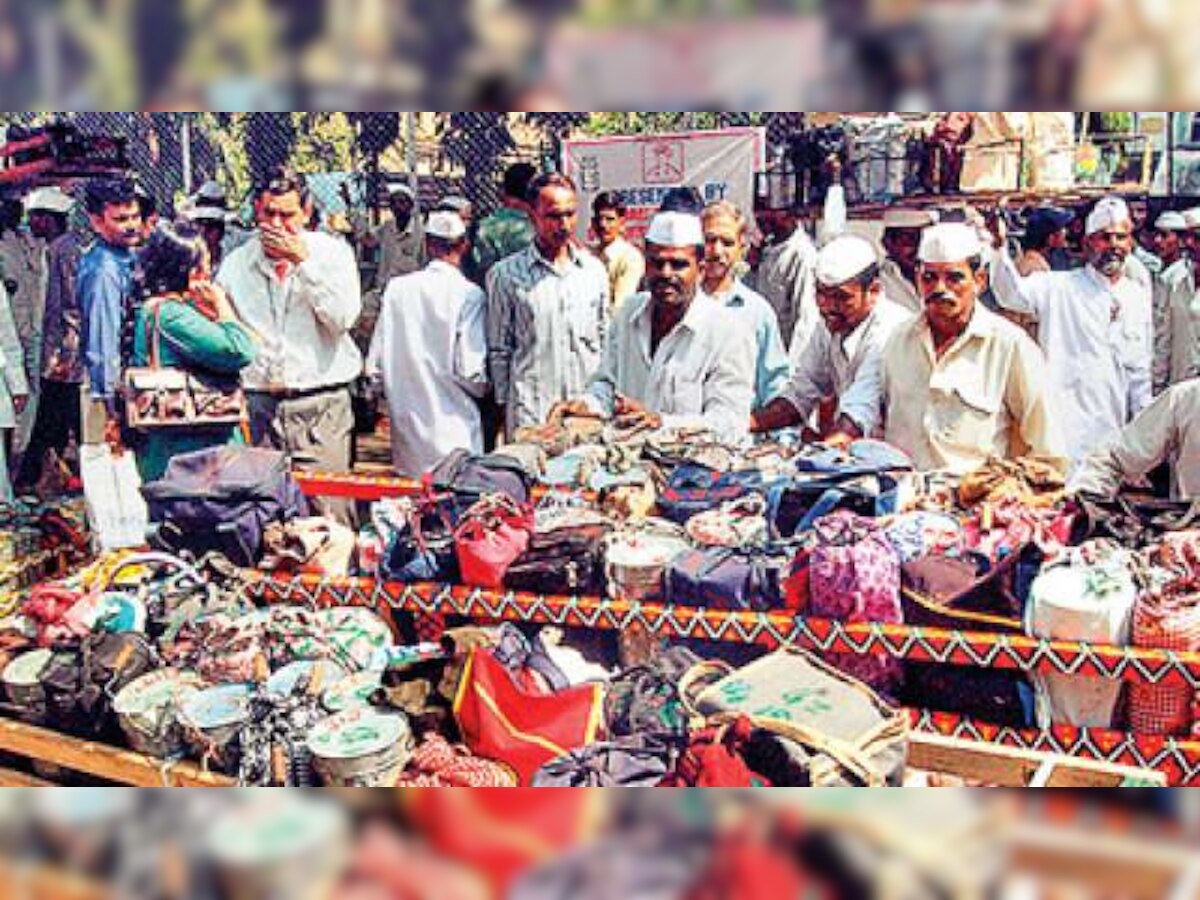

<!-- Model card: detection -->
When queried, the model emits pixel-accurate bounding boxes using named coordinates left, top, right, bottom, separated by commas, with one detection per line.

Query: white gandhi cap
left=815, top=234, right=879, bottom=286
left=1183, top=207, right=1200, bottom=230
left=426, top=211, right=466, bottom=241
left=644, top=211, right=704, bottom=248
left=883, top=207, right=938, bottom=230
left=918, top=223, right=984, bottom=264
left=1155, top=211, right=1187, bottom=232
left=25, top=187, right=74, bottom=214
left=1085, top=197, right=1132, bottom=236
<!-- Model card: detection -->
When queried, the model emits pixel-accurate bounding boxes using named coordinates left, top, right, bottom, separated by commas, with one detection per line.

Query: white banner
left=562, top=128, right=767, bottom=242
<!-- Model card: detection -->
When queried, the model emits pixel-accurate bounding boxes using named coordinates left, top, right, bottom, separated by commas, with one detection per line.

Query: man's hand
left=11, top=393, right=27, bottom=416
left=261, top=226, right=309, bottom=265
left=613, top=394, right=661, bottom=431
left=984, top=200, right=1009, bottom=251
left=548, top=399, right=599, bottom=425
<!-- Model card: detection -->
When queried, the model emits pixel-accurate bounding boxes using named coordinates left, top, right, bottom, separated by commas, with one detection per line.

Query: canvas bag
left=454, top=494, right=534, bottom=588
left=1026, top=543, right=1139, bottom=729
left=141, top=446, right=307, bottom=566
left=428, top=448, right=532, bottom=510
left=682, top=647, right=909, bottom=787
left=81, top=445, right=150, bottom=552
left=665, top=546, right=793, bottom=612
left=808, top=511, right=904, bottom=696
left=530, top=734, right=680, bottom=787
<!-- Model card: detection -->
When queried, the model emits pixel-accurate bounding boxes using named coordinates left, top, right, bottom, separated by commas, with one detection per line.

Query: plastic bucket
left=180, top=683, right=253, bottom=771
left=3, top=649, right=53, bottom=723
left=112, top=669, right=203, bottom=757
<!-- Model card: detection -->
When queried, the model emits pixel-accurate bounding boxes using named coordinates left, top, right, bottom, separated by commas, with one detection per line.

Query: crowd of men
left=0, top=155, right=1196, bottom=514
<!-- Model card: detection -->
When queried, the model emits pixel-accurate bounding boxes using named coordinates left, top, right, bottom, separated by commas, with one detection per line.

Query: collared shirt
left=0, top=283, right=28, bottom=429
left=1071, top=378, right=1200, bottom=501
left=879, top=259, right=923, bottom=315
left=780, top=298, right=911, bottom=436
left=598, top=236, right=645, bottom=310
left=583, top=291, right=756, bottom=439
left=0, top=230, right=48, bottom=382
left=991, top=250, right=1153, bottom=469
left=366, top=260, right=488, bottom=478
left=881, top=304, right=1065, bottom=475
left=78, top=240, right=136, bottom=401
left=486, top=242, right=609, bottom=438
left=217, top=231, right=363, bottom=392
left=473, top=207, right=535, bottom=282
left=372, top=215, right=425, bottom=290
left=41, top=230, right=89, bottom=384
left=700, top=280, right=791, bottom=408
left=752, top=225, right=817, bottom=355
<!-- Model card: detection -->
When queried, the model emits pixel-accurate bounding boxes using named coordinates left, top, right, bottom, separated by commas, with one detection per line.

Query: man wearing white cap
left=752, top=234, right=909, bottom=441
left=549, top=211, right=755, bottom=438
left=14, top=186, right=80, bottom=488
left=879, top=206, right=938, bottom=316
left=486, top=173, right=609, bottom=439
left=1150, top=209, right=1192, bottom=393
left=990, top=195, right=1153, bottom=469
left=881, top=223, right=1064, bottom=474
left=751, top=201, right=818, bottom=362
left=1156, top=207, right=1200, bottom=394
left=366, top=211, right=487, bottom=477
left=373, top=181, right=425, bottom=288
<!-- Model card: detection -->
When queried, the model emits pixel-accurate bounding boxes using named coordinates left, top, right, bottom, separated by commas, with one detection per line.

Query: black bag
left=767, top=474, right=899, bottom=539
left=142, top=446, right=308, bottom=566
left=605, top=646, right=703, bottom=739
left=664, top=547, right=791, bottom=612
left=1071, top=495, right=1200, bottom=547
left=428, top=449, right=532, bottom=512
left=505, top=510, right=611, bottom=596
left=40, top=634, right=155, bottom=738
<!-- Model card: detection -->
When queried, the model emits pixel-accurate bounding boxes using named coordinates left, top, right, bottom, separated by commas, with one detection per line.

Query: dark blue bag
left=664, top=546, right=793, bottom=611
left=766, top=474, right=901, bottom=540
left=142, top=446, right=307, bottom=566
left=381, top=494, right=460, bottom=583
left=657, top=465, right=768, bottom=525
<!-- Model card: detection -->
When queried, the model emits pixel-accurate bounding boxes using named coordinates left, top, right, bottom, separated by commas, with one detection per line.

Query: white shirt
left=217, top=231, right=363, bottom=392
left=583, top=291, right=756, bottom=440
left=0, top=284, right=28, bottom=429
left=367, top=260, right=488, bottom=478
left=1153, top=256, right=1190, bottom=392
left=879, top=259, right=923, bottom=315
left=1163, top=262, right=1200, bottom=389
left=752, top=225, right=817, bottom=356
left=780, top=299, right=911, bottom=436
left=990, top=251, right=1153, bottom=469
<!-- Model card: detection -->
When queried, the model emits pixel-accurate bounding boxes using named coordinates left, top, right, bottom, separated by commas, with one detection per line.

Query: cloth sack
left=657, top=465, right=767, bottom=525
left=660, top=716, right=770, bottom=787
left=260, top=516, right=356, bottom=577
left=452, top=646, right=604, bottom=785
left=665, top=546, right=793, bottom=612
left=808, top=511, right=904, bottom=696
left=531, top=734, right=680, bottom=787
left=141, top=446, right=307, bottom=566
left=81, top=445, right=149, bottom=552
left=685, top=495, right=769, bottom=548
left=428, top=448, right=531, bottom=510
left=395, top=734, right=519, bottom=787
left=454, top=494, right=534, bottom=588
left=379, top=494, right=460, bottom=584
left=1026, top=542, right=1139, bottom=729
left=767, top=473, right=899, bottom=540
left=682, top=647, right=909, bottom=787
left=604, top=645, right=703, bottom=739
left=1130, top=584, right=1200, bottom=736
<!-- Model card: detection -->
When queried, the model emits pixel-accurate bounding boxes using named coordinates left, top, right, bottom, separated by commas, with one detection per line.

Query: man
left=78, top=177, right=142, bottom=447
left=879, top=207, right=938, bottom=316
left=1156, top=207, right=1200, bottom=394
left=0, top=192, right=51, bottom=467
left=486, top=172, right=609, bottom=440
left=367, top=211, right=487, bottom=478
left=133, top=183, right=158, bottom=244
left=216, top=166, right=362, bottom=523
left=15, top=187, right=80, bottom=489
left=437, top=195, right=474, bottom=230
left=1071, top=378, right=1200, bottom=501
left=550, top=212, right=756, bottom=439
left=1017, top=207, right=1074, bottom=276
left=699, top=201, right=790, bottom=409
left=752, top=234, right=910, bottom=443
left=472, top=162, right=537, bottom=282
left=751, top=201, right=818, bottom=359
left=0, top=278, right=27, bottom=501
left=881, top=223, right=1064, bottom=474
left=592, top=191, right=644, bottom=310
left=1151, top=210, right=1192, bottom=393
left=990, top=196, right=1153, bottom=470
left=373, top=182, right=425, bottom=288
left=183, top=180, right=232, bottom=270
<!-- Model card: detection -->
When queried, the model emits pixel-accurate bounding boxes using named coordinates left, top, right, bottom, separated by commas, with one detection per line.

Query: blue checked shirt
left=78, top=241, right=136, bottom=403
left=701, top=280, right=792, bottom=408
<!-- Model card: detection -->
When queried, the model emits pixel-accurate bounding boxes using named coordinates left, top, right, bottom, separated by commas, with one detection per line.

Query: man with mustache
left=881, top=223, right=1064, bottom=474
left=78, top=177, right=143, bottom=448
left=1157, top=207, right=1200, bottom=394
left=548, top=211, right=755, bottom=439
left=751, top=234, right=909, bottom=443
left=991, top=196, right=1153, bottom=470
left=698, top=201, right=789, bottom=409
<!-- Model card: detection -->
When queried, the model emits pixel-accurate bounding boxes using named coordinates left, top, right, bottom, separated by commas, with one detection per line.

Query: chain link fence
left=0, top=112, right=803, bottom=217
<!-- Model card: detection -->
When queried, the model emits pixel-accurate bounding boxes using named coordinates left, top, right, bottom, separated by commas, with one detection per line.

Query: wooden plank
left=0, top=862, right=110, bottom=900
left=0, top=719, right=234, bottom=787
left=0, top=765, right=53, bottom=787
left=908, top=732, right=1168, bottom=787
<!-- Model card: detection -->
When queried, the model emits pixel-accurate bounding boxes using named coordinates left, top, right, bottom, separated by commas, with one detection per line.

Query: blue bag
left=657, top=465, right=769, bottom=525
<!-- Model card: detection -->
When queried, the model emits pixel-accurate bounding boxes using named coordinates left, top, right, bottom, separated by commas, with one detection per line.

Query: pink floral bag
left=808, top=511, right=904, bottom=698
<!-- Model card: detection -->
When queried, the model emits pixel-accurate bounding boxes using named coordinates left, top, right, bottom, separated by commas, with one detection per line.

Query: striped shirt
left=486, top=242, right=610, bottom=437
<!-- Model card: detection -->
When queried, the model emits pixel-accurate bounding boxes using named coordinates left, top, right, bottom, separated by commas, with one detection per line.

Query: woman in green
left=132, top=221, right=257, bottom=481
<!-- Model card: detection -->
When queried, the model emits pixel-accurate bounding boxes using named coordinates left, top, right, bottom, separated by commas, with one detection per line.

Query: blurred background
left=0, top=0, right=1198, bottom=111
left=0, top=788, right=1197, bottom=900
